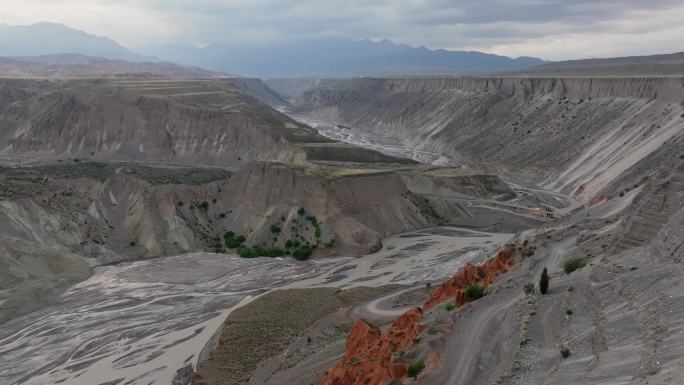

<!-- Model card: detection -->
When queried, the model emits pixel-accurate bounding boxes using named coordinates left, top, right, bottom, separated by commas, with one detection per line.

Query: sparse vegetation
left=524, top=283, right=536, bottom=295
left=560, top=346, right=571, bottom=358
left=292, top=246, right=313, bottom=260
left=237, top=245, right=285, bottom=258
left=407, top=360, right=425, bottom=379
left=306, top=215, right=322, bottom=238
left=563, top=257, right=587, bottom=274
left=540, top=267, right=550, bottom=294
left=465, top=284, right=486, bottom=300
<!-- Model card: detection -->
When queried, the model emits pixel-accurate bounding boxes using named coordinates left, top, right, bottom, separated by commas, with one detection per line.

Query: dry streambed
left=0, top=226, right=510, bottom=385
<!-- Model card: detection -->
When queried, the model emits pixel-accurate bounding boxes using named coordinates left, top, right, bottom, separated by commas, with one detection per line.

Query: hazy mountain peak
left=0, top=21, right=143, bottom=61
left=139, top=37, right=546, bottom=77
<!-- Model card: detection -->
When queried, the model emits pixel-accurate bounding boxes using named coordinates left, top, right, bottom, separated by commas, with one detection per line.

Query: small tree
left=539, top=267, right=550, bottom=294
left=407, top=360, right=425, bottom=379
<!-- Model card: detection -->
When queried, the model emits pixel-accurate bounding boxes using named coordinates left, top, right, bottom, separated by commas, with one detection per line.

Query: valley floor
left=0, top=226, right=511, bottom=385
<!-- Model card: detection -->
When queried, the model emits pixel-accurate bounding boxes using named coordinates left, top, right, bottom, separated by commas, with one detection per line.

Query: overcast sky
left=1, top=0, right=683, bottom=60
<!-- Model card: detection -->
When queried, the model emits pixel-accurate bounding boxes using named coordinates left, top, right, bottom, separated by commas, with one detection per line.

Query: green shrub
left=298, top=207, right=306, bottom=216
left=560, top=346, right=571, bottom=358
left=540, top=267, right=550, bottom=294
left=292, top=246, right=313, bottom=260
left=285, top=239, right=293, bottom=249
left=443, top=302, right=456, bottom=311
left=270, top=223, right=281, bottom=234
left=465, top=284, right=486, bottom=300
left=199, top=201, right=209, bottom=210
left=224, top=232, right=246, bottom=249
left=563, top=257, right=587, bottom=274
left=407, top=360, right=425, bottom=379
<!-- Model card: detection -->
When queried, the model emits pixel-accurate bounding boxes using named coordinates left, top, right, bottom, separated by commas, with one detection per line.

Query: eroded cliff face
left=317, top=246, right=517, bottom=385
left=1, top=161, right=509, bottom=322
left=294, top=77, right=684, bottom=202
left=0, top=79, right=319, bottom=168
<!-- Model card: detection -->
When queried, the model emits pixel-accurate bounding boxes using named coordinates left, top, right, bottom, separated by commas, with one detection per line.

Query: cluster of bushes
left=284, top=239, right=314, bottom=260
left=224, top=231, right=246, bottom=249
left=214, top=209, right=331, bottom=261
left=237, top=245, right=285, bottom=258
left=291, top=245, right=313, bottom=260
left=224, top=234, right=315, bottom=260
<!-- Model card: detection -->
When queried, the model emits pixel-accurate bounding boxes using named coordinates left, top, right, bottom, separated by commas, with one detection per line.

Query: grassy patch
left=563, top=257, right=587, bottom=274
left=407, top=360, right=426, bottom=379
left=194, top=286, right=403, bottom=385
left=465, top=284, right=486, bottom=300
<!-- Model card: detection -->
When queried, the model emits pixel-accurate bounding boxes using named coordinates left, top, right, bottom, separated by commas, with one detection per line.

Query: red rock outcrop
left=318, top=246, right=516, bottom=385
left=319, top=308, right=426, bottom=385
left=424, top=246, right=515, bottom=310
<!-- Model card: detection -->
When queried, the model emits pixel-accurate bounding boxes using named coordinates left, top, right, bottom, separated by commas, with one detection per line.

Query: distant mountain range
left=0, top=54, right=223, bottom=78
left=139, top=39, right=546, bottom=77
left=0, top=22, right=546, bottom=78
left=0, top=22, right=146, bottom=62
left=2, top=22, right=682, bottom=78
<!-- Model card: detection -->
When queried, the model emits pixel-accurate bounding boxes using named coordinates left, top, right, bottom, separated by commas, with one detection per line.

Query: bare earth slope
left=294, top=77, right=684, bottom=202
left=0, top=78, right=327, bottom=168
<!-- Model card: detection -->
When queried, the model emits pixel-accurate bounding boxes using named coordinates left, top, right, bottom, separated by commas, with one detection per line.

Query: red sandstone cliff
left=318, top=246, right=516, bottom=385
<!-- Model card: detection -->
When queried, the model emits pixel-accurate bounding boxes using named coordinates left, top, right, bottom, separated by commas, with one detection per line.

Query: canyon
left=0, top=70, right=682, bottom=385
